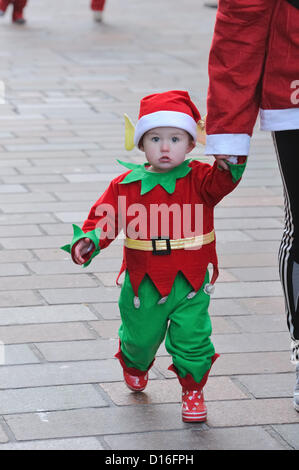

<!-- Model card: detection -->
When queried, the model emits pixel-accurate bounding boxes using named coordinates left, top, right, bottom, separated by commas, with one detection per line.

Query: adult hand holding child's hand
left=72, top=238, right=95, bottom=265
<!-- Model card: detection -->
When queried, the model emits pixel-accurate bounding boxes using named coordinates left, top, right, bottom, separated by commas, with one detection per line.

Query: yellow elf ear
left=124, top=113, right=135, bottom=151
left=196, top=115, right=206, bottom=145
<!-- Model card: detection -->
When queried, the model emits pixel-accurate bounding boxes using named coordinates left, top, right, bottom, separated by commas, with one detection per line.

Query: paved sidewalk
left=0, top=0, right=298, bottom=451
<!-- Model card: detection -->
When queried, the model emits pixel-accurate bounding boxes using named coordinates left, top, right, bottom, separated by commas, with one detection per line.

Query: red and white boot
left=182, top=389, right=207, bottom=422
left=123, top=370, right=148, bottom=392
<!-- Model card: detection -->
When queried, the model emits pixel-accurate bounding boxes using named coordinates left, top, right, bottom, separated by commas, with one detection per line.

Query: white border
left=260, top=108, right=299, bottom=131
left=205, top=133, right=251, bottom=156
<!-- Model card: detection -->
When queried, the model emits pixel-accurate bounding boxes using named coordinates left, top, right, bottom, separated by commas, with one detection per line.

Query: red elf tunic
left=80, top=157, right=246, bottom=297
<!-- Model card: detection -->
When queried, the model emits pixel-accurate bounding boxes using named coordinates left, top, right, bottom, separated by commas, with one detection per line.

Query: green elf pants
left=115, top=270, right=218, bottom=390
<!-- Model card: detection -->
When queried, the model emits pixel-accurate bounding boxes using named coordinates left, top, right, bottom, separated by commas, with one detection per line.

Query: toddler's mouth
left=159, top=156, right=171, bottom=162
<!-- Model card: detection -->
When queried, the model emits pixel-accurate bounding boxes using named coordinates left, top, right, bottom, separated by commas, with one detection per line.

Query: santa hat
left=133, top=90, right=201, bottom=148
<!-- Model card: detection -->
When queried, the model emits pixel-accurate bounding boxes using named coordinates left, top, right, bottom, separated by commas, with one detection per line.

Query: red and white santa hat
left=134, top=90, right=201, bottom=147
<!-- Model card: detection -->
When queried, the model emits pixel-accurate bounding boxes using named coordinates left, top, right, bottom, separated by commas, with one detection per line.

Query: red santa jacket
left=79, top=159, right=245, bottom=297
left=206, top=0, right=299, bottom=156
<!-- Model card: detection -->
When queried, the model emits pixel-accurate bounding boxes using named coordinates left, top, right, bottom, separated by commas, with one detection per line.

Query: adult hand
left=72, top=238, right=95, bottom=265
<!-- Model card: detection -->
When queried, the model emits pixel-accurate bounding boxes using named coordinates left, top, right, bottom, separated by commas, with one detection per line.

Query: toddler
left=62, top=90, right=246, bottom=422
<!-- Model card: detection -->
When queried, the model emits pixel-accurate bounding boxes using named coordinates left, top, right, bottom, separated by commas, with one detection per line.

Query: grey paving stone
left=27, top=258, right=122, bottom=275
left=207, top=398, right=299, bottom=427
left=0, top=264, right=29, bottom=277
left=0, top=184, right=27, bottom=193
left=212, top=332, right=289, bottom=354
left=5, top=404, right=186, bottom=441
left=237, top=373, right=295, bottom=398
left=104, top=427, right=287, bottom=450
left=211, top=352, right=294, bottom=376
left=0, top=250, right=35, bottom=264
left=210, top=316, right=239, bottom=334
left=36, top=339, right=119, bottom=361
left=0, top=290, right=43, bottom=308
left=0, top=304, right=97, bottom=326
left=213, top=280, right=283, bottom=299
left=228, top=266, right=280, bottom=282
left=0, top=274, right=97, bottom=291
left=230, top=314, right=286, bottom=333
left=0, top=360, right=123, bottom=389
left=0, top=213, right=56, bottom=226
left=0, top=437, right=104, bottom=450
left=40, top=287, right=120, bottom=305
left=1, top=235, right=71, bottom=249
left=3, top=344, right=40, bottom=365
left=214, top=217, right=283, bottom=230
left=100, top=376, right=247, bottom=406
left=0, top=426, right=8, bottom=444
left=273, top=424, right=299, bottom=450
left=0, top=322, right=95, bottom=345
left=215, top=207, right=283, bottom=219
left=237, top=296, right=285, bottom=315
left=0, top=384, right=108, bottom=414
left=209, top=298, right=251, bottom=317
left=219, top=253, right=278, bottom=268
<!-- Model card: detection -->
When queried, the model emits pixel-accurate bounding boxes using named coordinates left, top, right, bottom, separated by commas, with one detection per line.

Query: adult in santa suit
left=90, top=0, right=106, bottom=22
left=0, top=0, right=27, bottom=24
left=205, top=0, right=299, bottom=411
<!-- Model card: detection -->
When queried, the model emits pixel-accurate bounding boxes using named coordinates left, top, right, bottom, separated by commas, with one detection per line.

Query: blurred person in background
left=91, top=0, right=106, bottom=22
left=0, top=0, right=27, bottom=24
left=205, top=0, right=299, bottom=411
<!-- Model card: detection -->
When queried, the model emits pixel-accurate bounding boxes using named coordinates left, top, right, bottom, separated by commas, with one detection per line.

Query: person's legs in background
left=90, top=0, right=106, bottom=22
left=273, top=129, right=299, bottom=411
left=0, top=0, right=27, bottom=24
left=12, top=0, right=27, bottom=24
left=0, top=0, right=10, bottom=16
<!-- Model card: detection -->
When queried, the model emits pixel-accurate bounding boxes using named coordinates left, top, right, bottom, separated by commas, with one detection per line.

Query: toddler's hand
left=72, top=238, right=95, bottom=265
left=214, top=155, right=242, bottom=170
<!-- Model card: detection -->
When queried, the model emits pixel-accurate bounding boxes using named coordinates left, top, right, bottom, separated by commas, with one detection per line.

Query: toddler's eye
left=172, top=137, right=179, bottom=142
left=152, top=136, right=160, bottom=142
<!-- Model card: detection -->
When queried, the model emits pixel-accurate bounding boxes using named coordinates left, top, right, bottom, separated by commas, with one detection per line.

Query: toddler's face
left=140, top=127, right=195, bottom=173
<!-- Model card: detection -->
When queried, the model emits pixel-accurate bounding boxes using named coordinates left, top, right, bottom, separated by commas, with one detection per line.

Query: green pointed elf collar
left=117, top=158, right=193, bottom=195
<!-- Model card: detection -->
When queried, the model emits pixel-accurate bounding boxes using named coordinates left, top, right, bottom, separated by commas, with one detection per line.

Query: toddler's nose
left=161, top=139, right=170, bottom=151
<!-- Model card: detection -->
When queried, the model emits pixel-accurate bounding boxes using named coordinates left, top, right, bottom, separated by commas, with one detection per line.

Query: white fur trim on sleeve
left=205, top=134, right=251, bottom=156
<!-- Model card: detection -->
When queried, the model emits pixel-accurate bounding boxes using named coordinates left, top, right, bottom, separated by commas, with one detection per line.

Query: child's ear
left=187, top=140, right=196, bottom=153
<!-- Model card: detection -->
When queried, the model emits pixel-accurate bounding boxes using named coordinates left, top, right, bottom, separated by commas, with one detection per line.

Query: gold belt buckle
left=151, top=237, right=171, bottom=255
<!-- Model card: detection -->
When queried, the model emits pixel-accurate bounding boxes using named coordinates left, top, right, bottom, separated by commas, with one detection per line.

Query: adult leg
left=90, top=0, right=106, bottom=21
left=0, top=0, right=11, bottom=15
left=273, top=130, right=299, bottom=360
left=273, top=130, right=299, bottom=410
left=12, top=0, right=27, bottom=23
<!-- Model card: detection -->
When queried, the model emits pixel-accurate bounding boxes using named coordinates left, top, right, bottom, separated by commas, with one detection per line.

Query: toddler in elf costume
left=62, top=90, right=246, bottom=422
left=0, top=0, right=27, bottom=24
left=90, top=0, right=106, bottom=22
